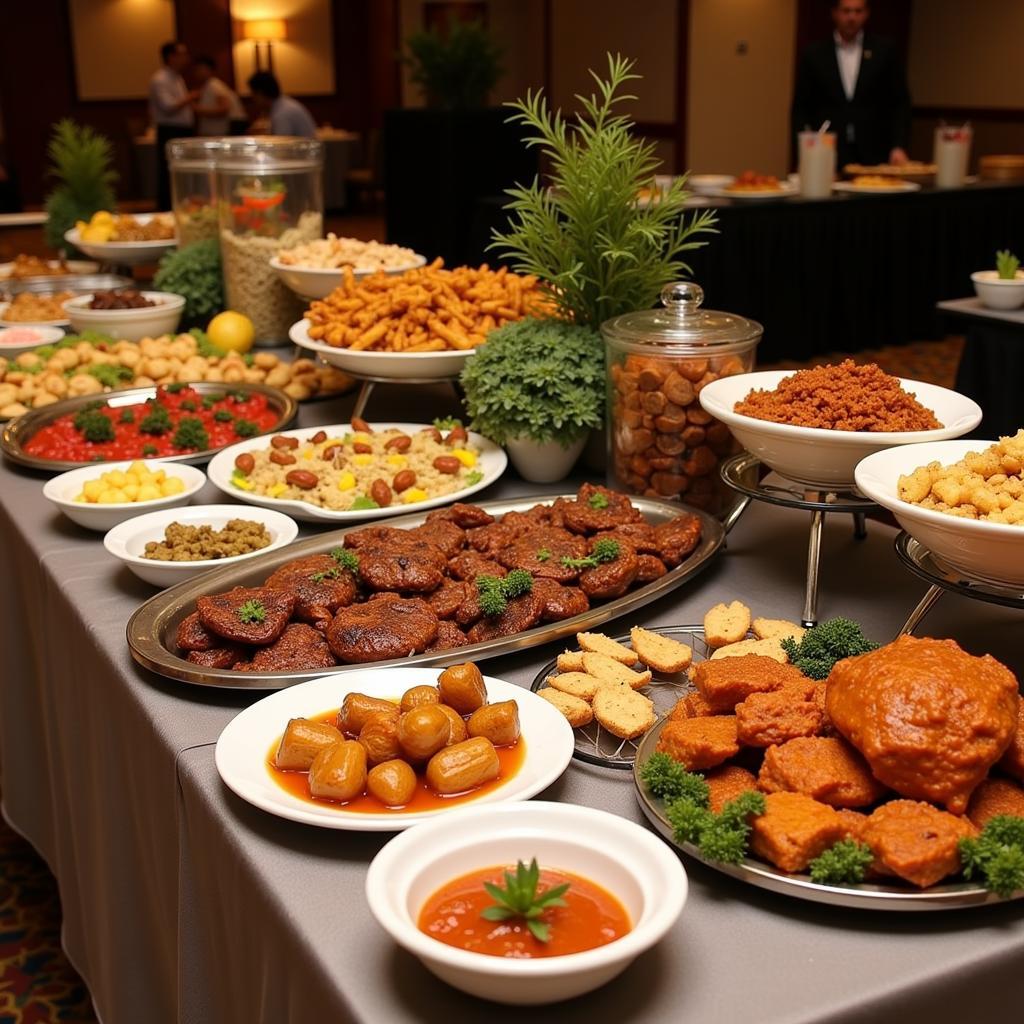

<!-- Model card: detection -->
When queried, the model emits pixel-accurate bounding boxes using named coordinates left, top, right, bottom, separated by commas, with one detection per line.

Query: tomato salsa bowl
left=2, top=381, right=297, bottom=472
left=365, top=801, right=688, bottom=1005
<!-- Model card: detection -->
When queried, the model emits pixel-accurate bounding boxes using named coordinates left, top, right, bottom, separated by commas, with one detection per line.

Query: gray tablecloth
left=2, top=386, right=1022, bottom=1024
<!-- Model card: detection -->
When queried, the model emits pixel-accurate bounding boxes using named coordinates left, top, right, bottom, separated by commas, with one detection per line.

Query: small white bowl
left=43, top=460, right=205, bottom=532
left=687, top=174, right=735, bottom=194
left=103, top=504, right=299, bottom=588
left=0, top=324, right=67, bottom=356
left=699, top=370, right=982, bottom=489
left=855, top=440, right=1024, bottom=588
left=971, top=270, right=1024, bottom=310
left=270, top=253, right=427, bottom=300
left=62, top=291, right=185, bottom=342
left=366, top=801, right=688, bottom=1005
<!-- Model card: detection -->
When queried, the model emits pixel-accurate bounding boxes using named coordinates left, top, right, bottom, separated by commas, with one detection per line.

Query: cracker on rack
left=593, top=686, right=656, bottom=740
left=710, top=637, right=789, bottom=663
left=576, top=632, right=638, bottom=666
left=630, top=626, right=693, bottom=673
left=546, top=672, right=602, bottom=701
left=704, top=601, right=752, bottom=647
left=538, top=688, right=593, bottom=727
left=581, top=652, right=652, bottom=690
left=752, top=617, right=806, bottom=643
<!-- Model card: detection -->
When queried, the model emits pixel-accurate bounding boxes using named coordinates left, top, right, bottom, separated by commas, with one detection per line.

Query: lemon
left=207, top=311, right=255, bottom=354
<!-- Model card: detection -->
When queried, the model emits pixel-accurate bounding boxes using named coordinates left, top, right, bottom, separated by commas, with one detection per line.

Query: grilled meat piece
left=246, top=623, right=336, bottom=672
left=653, top=514, right=702, bottom=567
left=531, top=578, right=591, bottom=622
left=186, top=644, right=247, bottom=668
left=497, top=528, right=587, bottom=582
left=563, top=483, right=643, bottom=533
left=466, top=591, right=544, bottom=642
left=448, top=551, right=507, bottom=581
left=326, top=596, right=439, bottom=663
left=579, top=538, right=639, bottom=599
left=264, top=554, right=357, bottom=624
left=177, top=611, right=218, bottom=651
left=196, top=586, right=294, bottom=645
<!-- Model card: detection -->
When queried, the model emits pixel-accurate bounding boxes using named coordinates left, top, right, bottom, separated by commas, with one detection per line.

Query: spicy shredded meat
left=734, top=361, right=941, bottom=432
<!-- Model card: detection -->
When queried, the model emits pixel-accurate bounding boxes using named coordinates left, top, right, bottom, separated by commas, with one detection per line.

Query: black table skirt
left=948, top=315, right=1024, bottom=439
left=472, top=182, right=1024, bottom=362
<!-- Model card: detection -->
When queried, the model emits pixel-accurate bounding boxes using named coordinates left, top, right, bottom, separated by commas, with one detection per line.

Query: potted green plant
left=403, top=20, right=503, bottom=110
left=464, top=54, right=717, bottom=480
left=461, top=318, right=604, bottom=481
left=43, top=119, right=117, bottom=255
left=972, top=249, right=1024, bottom=310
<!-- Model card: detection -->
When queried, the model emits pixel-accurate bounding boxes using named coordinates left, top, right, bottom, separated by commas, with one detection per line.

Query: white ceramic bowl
left=855, top=440, right=1024, bottom=588
left=971, top=270, right=1024, bottom=310
left=0, top=324, right=67, bottom=356
left=289, top=318, right=475, bottom=380
left=64, top=214, right=178, bottom=266
left=62, top=291, right=185, bottom=342
left=699, top=370, right=982, bottom=489
left=270, top=253, right=427, bottom=300
left=43, top=460, right=205, bottom=532
left=366, top=801, right=688, bottom=1005
left=687, top=174, right=735, bottom=194
left=103, top=504, right=299, bottom=588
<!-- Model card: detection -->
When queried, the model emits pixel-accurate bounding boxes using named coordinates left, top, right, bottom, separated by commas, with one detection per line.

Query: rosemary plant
left=491, top=54, right=717, bottom=328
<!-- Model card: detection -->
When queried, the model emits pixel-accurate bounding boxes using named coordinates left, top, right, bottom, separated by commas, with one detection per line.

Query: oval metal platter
left=127, top=494, right=724, bottom=690
left=2, top=381, right=299, bottom=471
left=633, top=710, right=1019, bottom=912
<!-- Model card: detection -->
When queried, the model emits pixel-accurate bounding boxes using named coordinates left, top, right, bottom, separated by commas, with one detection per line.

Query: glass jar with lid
left=168, top=137, right=228, bottom=248
left=215, top=136, right=324, bottom=345
left=601, top=281, right=762, bottom=512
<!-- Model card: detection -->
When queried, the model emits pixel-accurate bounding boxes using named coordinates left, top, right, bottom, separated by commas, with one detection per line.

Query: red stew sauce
left=418, top=866, right=632, bottom=958
left=266, top=708, right=526, bottom=815
left=24, top=385, right=278, bottom=462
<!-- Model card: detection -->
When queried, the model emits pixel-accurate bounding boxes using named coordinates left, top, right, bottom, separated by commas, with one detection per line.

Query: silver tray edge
left=127, top=494, right=725, bottom=690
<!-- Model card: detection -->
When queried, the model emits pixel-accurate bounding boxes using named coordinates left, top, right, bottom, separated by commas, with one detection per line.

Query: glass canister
left=168, top=137, right=228, bottom=248
left=601, top=282, right=762, bottom=512
left=215, top=137, right=324, bottom=345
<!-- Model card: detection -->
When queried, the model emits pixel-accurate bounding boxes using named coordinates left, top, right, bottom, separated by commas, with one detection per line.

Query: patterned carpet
left=0, top=335, right=964, bottom=1024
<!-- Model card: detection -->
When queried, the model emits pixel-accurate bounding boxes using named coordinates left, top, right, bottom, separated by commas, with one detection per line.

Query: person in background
left=193, top=57, right=248, bottom=137
left=791, top=0, right=911, bottom=170
left=247, top=71, right=317, bottom=139
left=149, top=40, right=198, bottom=209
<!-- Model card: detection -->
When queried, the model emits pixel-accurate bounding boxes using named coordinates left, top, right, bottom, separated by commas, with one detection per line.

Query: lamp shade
left=242, top=18, right=287, bottom=41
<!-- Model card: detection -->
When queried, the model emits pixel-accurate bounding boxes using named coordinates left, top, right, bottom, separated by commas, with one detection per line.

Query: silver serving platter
left=531, top=625, right=722, bottom=770
left=127, top=495, right=724, bottom=690
left=633, top=715, right=1019, bottom=911
left=2, top=382, right=298, bottom=471
left=1, top=273, right=132, bottom=298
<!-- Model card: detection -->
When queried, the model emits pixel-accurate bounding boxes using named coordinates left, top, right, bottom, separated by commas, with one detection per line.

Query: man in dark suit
left=791, top=0, right=911, bottom=169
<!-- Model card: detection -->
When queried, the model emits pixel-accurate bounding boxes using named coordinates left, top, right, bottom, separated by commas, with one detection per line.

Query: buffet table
left=2, top=385, right=1023, bottom=1024
left=939, top=296, right=1024, bottom=440
left=473, top=181, right=1024, bottom=361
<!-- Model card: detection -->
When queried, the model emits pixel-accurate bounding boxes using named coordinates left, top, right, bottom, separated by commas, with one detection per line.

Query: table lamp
left=243, top=18, right=287, bottom=72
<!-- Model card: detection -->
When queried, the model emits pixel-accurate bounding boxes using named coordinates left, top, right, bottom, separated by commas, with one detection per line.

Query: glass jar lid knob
left=661, top=281, right=704, bottom=318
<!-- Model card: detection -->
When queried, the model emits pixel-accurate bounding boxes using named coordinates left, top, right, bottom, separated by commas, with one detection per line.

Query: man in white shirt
left=149, top=41, right=198, bottom=209
left=247, top=72, right=317, bottom=139
left=193, top=57, right=248, bottom=136
left=791, top=0, right=910, bottom=170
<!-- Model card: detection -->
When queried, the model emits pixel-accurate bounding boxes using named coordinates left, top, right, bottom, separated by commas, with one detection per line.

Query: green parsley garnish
left=465, top=470, right=484, bottom=485
left=171, top=417, right=210, bottom=451
left=237, top=599, right=266, bottom=624
left=72, top=401, right=106, bottom=429
left=119, top=408, right=135, bottom=424
left=808, top=840, right=875, bottom=887
left=139, top=403, right=172, bottom=436
left=213, top=409, right=233, bottom=422
left=165, top=382, right=187, bottom=394
left=330, top=548, right=360, bottom=574
left=233, top=419, right=258, bottom=437
left=201, top=393, right=224, bottom=410
left=310, top=567, right=341, bottom=583
left=229, top=390, right=249, bottom=403
left=640, top=752, right=710, bottom=804
left=536, top=547, right=551, bottom=562
left=85, top=363, right=133, bottom=387
left=433, top=415, right=462, bottom=431
left=481, top=858, right=569, bottom=944
left=780, top=618, right=878, bottom=681
left=142, top=444, right=158, bottom=456
left=179, top=399, right=197, bottom=412
left=75, top=410, right=115, bottom=443
left=588, top=491, right=609, bottom=509
left=561, top=537, right=620, bottom=569
left=351, top=496, right=380, bottom=510
left=475, top=569, right=534, bottom=617
left=959, top=815, right=1024, bottom=898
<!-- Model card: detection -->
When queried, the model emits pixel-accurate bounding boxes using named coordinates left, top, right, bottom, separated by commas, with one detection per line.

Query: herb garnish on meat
left=960, top=815, right=1024, bottom=898
left=561, top=538, right=619, bottom=569
left=808, top=840, right=874, bottom=886
left=780, top=618, right=878, bottom=680
left=310, top=567, right=341, bottom=583
left=329, top=548, right=360, bottom=575
left=588, top=491, right=609, bottom=510
left=536, top=547, right=551, bottom=562
left=475, top=569, right=534, bottom=617
left=237, top=599, right=266, bottom=624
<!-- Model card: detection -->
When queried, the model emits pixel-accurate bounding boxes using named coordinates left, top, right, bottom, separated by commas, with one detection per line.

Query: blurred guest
left=791, top=0, right=910, bottom=169
left=247, top=71, right=316, bottom=139
left=149, top=40, right=198, bottom=209
left=194, top=57, right=248, bottom=137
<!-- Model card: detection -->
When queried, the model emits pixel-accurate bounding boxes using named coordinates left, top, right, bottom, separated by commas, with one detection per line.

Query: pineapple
left=43, top=119, right=117, bottom=251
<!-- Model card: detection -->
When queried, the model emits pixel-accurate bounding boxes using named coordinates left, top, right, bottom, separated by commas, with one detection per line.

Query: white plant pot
left=971, top=270, right=1024, bottom=310
left=505, top=435, right=587, bottom=483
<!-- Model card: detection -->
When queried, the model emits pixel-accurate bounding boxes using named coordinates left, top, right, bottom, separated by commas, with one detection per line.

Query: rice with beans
left=231, top=426, right=482, bottom=510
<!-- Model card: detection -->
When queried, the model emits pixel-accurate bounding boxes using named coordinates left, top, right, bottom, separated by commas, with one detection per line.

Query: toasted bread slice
left=581, top=651, right=652, bottom=690
left=556, top=650, right=586, bottom=672
left=630, top=626, right=693, bottom=673
left=538, top=688, right=593, bottom=727
left=752, top=617, right=806, bottom=644
left=576, top=631, right=638, bottom=666
left=546, top=671, right=601, bottom=701
left=710, top=637, right=789, bottom=664
left=704, top=601, right=752, bottom=647
left=593, top=686, right=656, bottom=740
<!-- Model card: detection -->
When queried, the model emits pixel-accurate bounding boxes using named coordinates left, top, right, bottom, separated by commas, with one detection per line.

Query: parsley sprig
left=561, top=537, right=619, bottom=569
left=237, top=599, right=266, bottom=624
left=481, top=859, right=569, bottom=943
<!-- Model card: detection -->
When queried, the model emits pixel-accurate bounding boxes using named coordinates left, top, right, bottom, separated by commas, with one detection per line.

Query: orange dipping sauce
left=418, top=866, right=632, bottom=958
left=265, top=708, right=526, bottom=815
